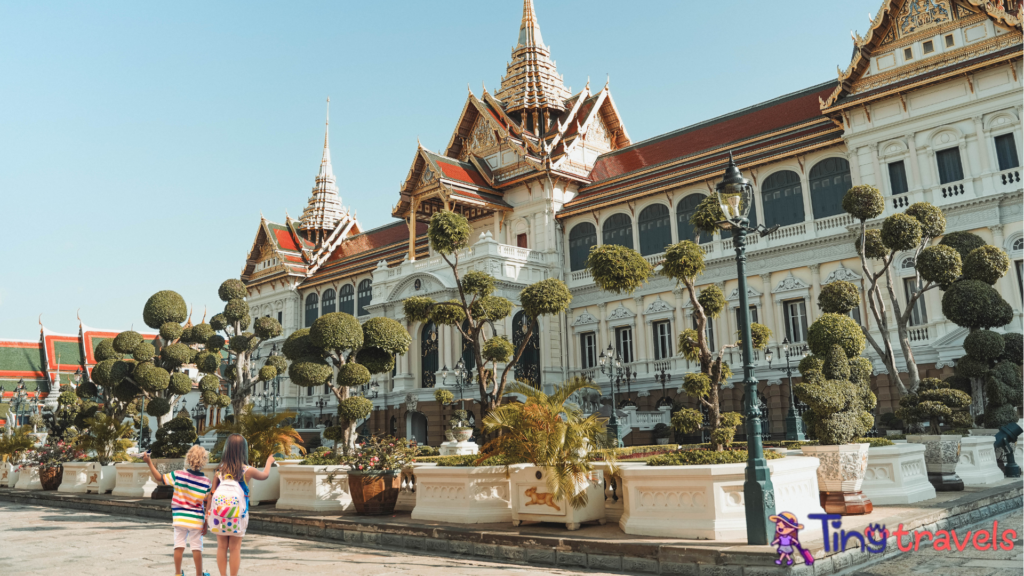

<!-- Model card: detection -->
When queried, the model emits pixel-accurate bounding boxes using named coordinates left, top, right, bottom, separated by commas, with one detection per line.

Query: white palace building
left=236, top=0, right=1023, bottom=446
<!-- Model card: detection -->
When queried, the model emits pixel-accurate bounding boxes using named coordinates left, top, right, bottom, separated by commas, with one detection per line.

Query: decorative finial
left=868, top=13, right=874, bottom=24
left=38, top=314, right=43, bottom=333
left=201, top=306, right=207, bottom=323
left=76, top=308, right=81, bottom=323
left=467, top=83, right=472, bottom=95
left=585, top=76, right=590, bottom=91
left=417, top=136, right=423, bottom=148
left=605, top=73, right=609, bottom=88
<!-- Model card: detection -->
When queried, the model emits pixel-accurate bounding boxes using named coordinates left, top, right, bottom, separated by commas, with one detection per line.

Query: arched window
left=321, top=289, right=336, bottom=315
left=339, top=285, right=354, bottom=315
left=809, top=158, right=852, bottom=219
left=676, top=194, right=705, bottom=243
left=1012, top=237, right=1023, bottom=252
left=568, top=223, right=597, bottom=272
left=512, top=311, right=540, bottom=387
left=304, top=293, right=319, bottom=327
left=460, top=320, right=476, bottom=373
left=421, top=322, right=438, bottom=388
left=357, top=279, right=373, bottom=316
left=760, top=170, right=805, bottom=228
left=638, top=204, right=672, bottom=256
left=602, top=213, right=634, bottom=249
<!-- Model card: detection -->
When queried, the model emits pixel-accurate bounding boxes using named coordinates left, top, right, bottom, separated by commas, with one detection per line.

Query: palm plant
left=0, top=426, right=36, bottom=463
left=77, top=413, right=136, bottom=465
left=210, top=405, right=305, bottom=465
left=479, top=377, right=606, bottom=510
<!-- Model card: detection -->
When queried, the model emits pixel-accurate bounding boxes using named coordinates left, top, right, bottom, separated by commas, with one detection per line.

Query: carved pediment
left=572, top=312, right=599, bottom=326
left=727, top=286, right=763, bottom=301
left=644, top=297, right=674, bottom=315
left=822, top=264, right=862, bottom=285
left=773, top=272, right=811, bottom=294
left=896, top=0, right=952, bottom=36
left=608, top=305, right=636, bottom=321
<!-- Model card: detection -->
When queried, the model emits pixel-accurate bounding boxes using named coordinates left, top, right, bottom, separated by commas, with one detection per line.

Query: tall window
left=888, top=160, right=909, bottom=195
left=357, top=279, right=372, bottom=316
left=568, top=223, right=597, bottom=272
left=784, top=299, right=808, bottom=342
left=676, top=194, right=705, bottom=243
left=513, top=311, right=540, bottom=386
left=638, top=204, right=672, bottom=256
left=340, top=285, right=354, bottom=315
left=903, top=278, right=928, bottom=326
left=516, top=233, right=528, bottom=248
left=935, top=147, right=964, bottom=184
left=653, top=321, right=673, bottom=360
left=760, top=170, right=805, bottom=228
left=321, top=289, right=336, bottom=314
left=615, top=326, right=634, bottom=364
left=421, top=322, right=438, bottom=388
left=1016, top=260, right=1023, bottom=298
left=694, top=315, right=714, bottom=352
left=580, top=332, right=597, bottom=369
left=734, top=306, right=758, bottom=335
left=277, top=311, right=282, bottom=324
left=809, top=157, right=852, bottom=219
left=304, top=293, right=319, bottom=327
left=602, top=213, right=634, bottom=249
left=995, top=134, right=1020, bottom=170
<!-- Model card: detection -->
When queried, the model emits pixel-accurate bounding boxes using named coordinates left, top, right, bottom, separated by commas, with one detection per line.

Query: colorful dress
left=776, top=534, right=795, bottom=554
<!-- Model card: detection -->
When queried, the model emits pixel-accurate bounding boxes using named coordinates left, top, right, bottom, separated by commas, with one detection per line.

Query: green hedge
left=589, top=444, right=678, bottom=461
left=413, top=454, right=518, bottom=466
left=647, top=449, right=784, bottom=467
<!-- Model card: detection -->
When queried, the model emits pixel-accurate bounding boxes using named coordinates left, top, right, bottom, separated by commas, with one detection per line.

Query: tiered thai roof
left=494, top=0, right=572, bottom=114
left=0, top=339, right=47, bottom=400
left=299, top=99, right=361, bottom=248
left=304, top=220, right=429, bottom=288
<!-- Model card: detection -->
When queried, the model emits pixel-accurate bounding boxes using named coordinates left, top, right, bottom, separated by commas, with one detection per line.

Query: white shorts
left=173, top=526, right=204, bottom=551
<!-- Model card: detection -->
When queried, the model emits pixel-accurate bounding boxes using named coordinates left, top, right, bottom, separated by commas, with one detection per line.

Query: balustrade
left=999, top=168, right=1021, bottom=187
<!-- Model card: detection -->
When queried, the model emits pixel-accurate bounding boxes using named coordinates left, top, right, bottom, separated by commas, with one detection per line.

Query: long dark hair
left=219, top=434, right=248, bottom=481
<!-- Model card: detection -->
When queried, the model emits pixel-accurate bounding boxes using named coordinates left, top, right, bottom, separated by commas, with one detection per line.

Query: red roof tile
left=327, top=221, right=428, bottom=262
left=435, top=158, right=490, bottom=188
left=274, top=229, right=300, bottom=251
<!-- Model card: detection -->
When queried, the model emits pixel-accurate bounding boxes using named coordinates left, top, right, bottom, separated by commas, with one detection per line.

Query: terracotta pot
left=39, top=466, right=63, bottom=491
left=800, top=443, right=872, bottom=515
left=348, top=471, right=401, bottom=516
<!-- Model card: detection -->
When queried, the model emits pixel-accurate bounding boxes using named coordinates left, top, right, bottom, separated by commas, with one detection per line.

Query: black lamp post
left=615, top=367, right=638, bottom=409
left=715, top=153, right=778, bottom=545
left=138, top=395, right=151, bottom=451
left=597, top=345, right=623, bottom=448
left=12, top=379, right=27, bottom=427
left=765, top=337, right=807, bottom=441
left=315, top=394, right=329, bottom=425
left=654, top=367, right=673, bottom=408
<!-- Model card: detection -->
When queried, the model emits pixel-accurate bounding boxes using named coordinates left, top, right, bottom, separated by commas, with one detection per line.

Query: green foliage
left=904, top=203, right=946, bottom=238
left=204, top=334, right=225, bottom=352
left=842, top=185, right=885, bottom=221
left=671, top=407, right=703, bottom=435
left=322, top=426, right=346, bottom=442
left=432, top=453, right=517, bottom=467
left=697, top=285, right=725, bottom=319
left=131, top=342, right=156, bottom=362
left=91, top=359, right=118, bottom=387
left=113, top=379, right=141, bottom=403
left=963, top=245, right=1009, bottom=285
left=299, top=446, right=340, bottom=465
left=431, top=300, right=467, bottom=325
left=807, top=312, right=866, bottom=358
left=461, top=270, right=495, bottom=297
left=223, top=298, right=248, bottom=322
left=749, top=322, right=771, bottom=349
left=209, top=313, right=228, bottom=332
left=0, top=426, right=37, bottom=463
left=145, top=396, right=171, bottom=418
left=282, top=328, right=322, bottom=360
left=677, top=328, right=700, bottom=362
left=258, top=365, right=278, bottom=382
left=336, top=362, right=370, bottom=387
left=860, top=437, right=895, bottom=448
left=942, top=279, right=1013, bottom=330
left=228, top=334, right=254, bottom=353
left=999, top=333, right=1023, bottom=366
left=896, top=378, right=972, bottom=432
left=194, top=351, right=221, bottom=374
left=402, top=296, right=435, bottom=323
left=160, top=342, right=194, bottom=366
left=939, top=231, right=986, bottom=260
left=168, top=372, right=192, bottom=396
left=680, top=372, right=711, bottom=398
left=288, top=358, right=332, bottom=388
left=689, top=195, right=725, bottom=238
left=76, top=380, right=99, bottom=399
left=647, top=448, right=783, bottom=466
left=660, top=240, right=706, bottom=281
left=361, top=317, right=411, bottom=356
left=519, top=278, right=572, bottom=318
left=983, top=360, right=1024, bottom=428
left=209, top=408, right=305, bottom=465
left=198, top=374, right=220, bottom=393
left=819, top=280, right=860, bottom=315
left=113, top=331, right=143, bottom=354
left=355, top=347, right=393, bottom=374
left=880, top=213, right=923, bottom=252
left=879, top=412, right=904, bottom=430
left=142, top=291, right=188, bottom=330
left=471, top=295, right=513, bottom=322
left=191, top=323, right=215, bottom=343
left=134, top=362, right=170, bottom=393
left=586, top=244, right=652, bottom=294
left=218, top=279, right=248, bottom=302
left=795, top=337, right=876, bottom=445
left=337, top=396, right=373, bottom=423
left=917, top=245, right=962, bottom=287
left=855, top=229, right=887, bottom=259
left=94, top=339, right=120, bottom=362
left=428, top=210, right=471, bottom=255
left=822, top=345, right=851, bottom=381
left=482, top=335, right=514, bottom=363
left=434, top=389, right=454, bottom=405
left=310, top=312, right=364, bottom=351
left=265, top=354, right=288, bottom=374
left=964, top=330, right=1005, bottom=363
left=159, top=322, right=183, bottom=341
left=253, top=316, right=283, bottom=340
left=76, top=412, right=135, bottom=465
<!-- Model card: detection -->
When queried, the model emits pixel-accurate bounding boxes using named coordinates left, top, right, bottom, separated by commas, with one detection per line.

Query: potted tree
left=343, top=435, right=418, bottom=515
left=795, top=313, right=878, bottom=515
left=652, top=423, right=672, bottom=446
left=30, top=437, right=82, bottom=490
left=897, top=378, right=972, bottom=491
left=1, top=426, right=36, bottom=487
left=479, top=378, right=607, bottom=531
left=65, top=413, right=134, bottom=494
left=209, top=407, right=305, bottom=505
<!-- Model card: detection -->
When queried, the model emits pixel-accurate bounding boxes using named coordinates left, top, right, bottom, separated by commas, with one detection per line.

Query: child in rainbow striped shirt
left=144, top=446, right=213, bottom=576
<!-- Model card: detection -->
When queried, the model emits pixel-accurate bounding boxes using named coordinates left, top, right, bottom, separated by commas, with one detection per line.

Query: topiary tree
left=947, top=327, right=1023, bottom=427
left=795, top=311, right=877, bottom=445
left=41, top=385, right=83, bottom=442
left=895, top=377, right=972, bottom=434
left=402, top=211, right=573, bottom=421
left=843, top=186, right=952, bottom=395
left=281, top=310, right=409, bottom=453
left=149, top=412, right=198, bottom=458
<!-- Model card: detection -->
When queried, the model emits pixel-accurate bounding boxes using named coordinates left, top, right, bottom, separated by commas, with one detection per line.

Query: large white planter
left=907, top=434, right=964, bottom=491
left=1, top=462, right=13, bottom=487
left=112, top=463, right=159, bottom=498
left=7, top=466, right=20, bottom=488
left=14, top=465, right=42, bottom=490
left=957, top=436, right=1004, bottom=486
left=439, top=441, right=479, bottom=456
left=861, top=444, right=936, bottom=505
left=85, top=464, right=118, bottom=494
left=618, top=456, right=824, bottom=540
left=800, top=444, right=872, bottom=515
left=58, top=462, right=96, bottom=493
left=509, top=465, right=605, bottom=531
left=275, top=465, right=353, bottom=512
left=411, top=464, right=512, bottom=524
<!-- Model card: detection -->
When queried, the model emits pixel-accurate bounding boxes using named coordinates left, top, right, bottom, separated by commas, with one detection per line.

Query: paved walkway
left=0, top=502, right=618, bottom=576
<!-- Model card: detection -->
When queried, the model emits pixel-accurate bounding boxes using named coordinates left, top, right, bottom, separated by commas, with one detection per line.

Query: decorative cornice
left=773, top=272, right=811, bottom=294
left=822, top=263, right=862, bottom=285
left=572, top=312, right=599, bottom=326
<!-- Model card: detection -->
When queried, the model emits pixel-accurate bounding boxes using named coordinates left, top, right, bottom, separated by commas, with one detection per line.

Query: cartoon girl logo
left=770, top=511, right=813, bottom=566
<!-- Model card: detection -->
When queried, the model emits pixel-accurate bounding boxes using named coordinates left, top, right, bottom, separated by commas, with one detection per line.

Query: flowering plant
left=343, top=435, right=417, bottom=474
left=27, top=437, right=83, bottom=470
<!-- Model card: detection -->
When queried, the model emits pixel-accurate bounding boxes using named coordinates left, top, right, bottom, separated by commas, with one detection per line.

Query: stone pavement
left=0, top=502, right=619, bottom=576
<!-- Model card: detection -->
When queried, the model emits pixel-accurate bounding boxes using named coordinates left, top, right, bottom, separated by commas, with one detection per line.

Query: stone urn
left=453, top=428, right=473, bottom=443
left=800, top=443, right=872, bottom=515
left=907, top=434, right=964, bottom=491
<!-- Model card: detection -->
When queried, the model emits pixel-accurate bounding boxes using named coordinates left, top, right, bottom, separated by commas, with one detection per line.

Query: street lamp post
left=315, top=394, right=329, bottom=426
left=654, top=367, right=672, bottom=408
left=12, top=379, right=27, bottom=427
left=715, top=153, right=778, bottom=545
left=615, top=367, right=637, bottom=409
left=597, top=345, right=623, bottom=448
left=441, top=360, right=471, bottom=411
left=765, top=337, right=807, bottom=441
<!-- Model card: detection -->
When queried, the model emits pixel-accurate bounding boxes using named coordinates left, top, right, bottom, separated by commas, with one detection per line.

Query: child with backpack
left=142, top=445, right=212, bottom=576
left=205, top=434, right=274, bottom=576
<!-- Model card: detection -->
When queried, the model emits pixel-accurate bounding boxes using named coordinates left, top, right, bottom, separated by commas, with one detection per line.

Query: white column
left=868, top=145, right=882, bottom=191
left=850, top=147, right=865, bottom=187
left=597, top=303, right=608, bottom=354
left=760, top=274, right=777, bottom=343
left=973, top=115, right=992, bottom=174
left=633, top=296, right=647, bottom=362
left=906, top=134, right=923, bottom=191
left=668, top=195, right=680, bottom=243
left=493, top=211, right=501, bottom=241
left=799, top=169, right=814, bottom=222
left=809, top=264, right=822, bottom=323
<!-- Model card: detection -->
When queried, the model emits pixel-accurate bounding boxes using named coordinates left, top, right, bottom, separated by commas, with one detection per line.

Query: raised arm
left=141, top=452, right=163, bottom=484
left=246, top=454, right=275, bottom=482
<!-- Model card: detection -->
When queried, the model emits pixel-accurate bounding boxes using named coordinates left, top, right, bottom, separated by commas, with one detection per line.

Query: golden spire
left=300, top=97, right=346, bottom=243
left=494, top=0, right=571, bottom=113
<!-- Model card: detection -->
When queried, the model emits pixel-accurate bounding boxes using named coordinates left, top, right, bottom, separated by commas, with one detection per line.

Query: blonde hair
left=185, top=445, right=209, bottom=471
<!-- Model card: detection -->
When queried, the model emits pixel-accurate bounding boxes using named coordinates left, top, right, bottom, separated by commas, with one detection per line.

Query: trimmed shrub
left=647, top=449, right=784, bottom=466
left=661, top=240, right=706, bottom=280
left=150, top=413, right=197, bottom=458
left=963, top=330, right=1005, bottom=363
left=218, top=279, right=248, bottom=302
left=191, top=323, right=215, bottom=343
left=228, top=334, right=254, bottom=353
left=482, top=335, right=514, bottom=363
left=586, top=244, right=652, bottom=294
left=431, top=454, right=517, bottom=467
left=880, top=213, right=922, bottom=252
left=253, top=316, right=283, bottom=340
left=428, top=210, right=471, bottom=255
left=310, top=312, right=363, bottom=351
left=671, top=407, right=704, bottom=436
left=896, top=377, right=972, bottom=431
left=461, top=270, right=495, bottom=297
left=904, top=203, right=946, bottom=238
left=677, top=328, right=701, bottom=362
left=282, top=328, right=322, bottom=360
left=807, top=313, right=865, bottom=358
left=999, top=333, right=1023, bottom=366
left=159, top=322, right=183, bottom=341
left=198, top=374, right=220, bottom=393
left=431, top=300, right=467, bottom=326
left=855, top=229, right=887, bottom=259
left=94, top=339, right=120, bottom=362
left=145, top=397, right=171, bottom=418
left=749, top=323, right=772, bottom=349
left=160, top=342, right=194, bottom=365
left=194, top=351, right=221, bottom=374
left=135, top=363, right=170, bottom=392
left=142, top=291, right=188, bottom=329
left=917, top=245, right=962, bottom=288
left=355, top=346, right=394, bottom=374
left=265, top=354, right=288, bottom=374
left=337, top=396, right=373, bottom=423
left=402, top=296, right=435, bottom=323
left=361, top=316, right=411, bottom=356
left=471, top=295, right=513, bottom=322
left=818, top=280, right=860, bottom=314
left=434, top=389, right=454, bottom=405
left=168, top=372, right=192, bottom=396
left=843, top=185, right=884, bottom=221
left=287, top=358, right=332, bottom=387
left=697, top=285, right=725, bottom=319
left=942, top=279, right=1014, bottom=330
left=939, top=231, right=986, bottom=260
left=223, top=299, right=248, bottom=322
left=336, top=362, right=370, bottom=388
left=113, top=331, right=144, bottom=354
left=258, top=365, right=277, bottom=382
left=520, top=278, right=572, bottom=318
left=209, top=313, right=228, bottom=332
left=963, top=245, right=1010, bottom=285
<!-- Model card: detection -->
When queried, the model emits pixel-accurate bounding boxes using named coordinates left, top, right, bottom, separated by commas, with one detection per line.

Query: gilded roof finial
left=38, top=314, right=43, bottom=333
left=417, top=136, right=423, bottom=149
left=585, top=76, right=590, bottom=91
left=605, top=73, right=610, bottom=89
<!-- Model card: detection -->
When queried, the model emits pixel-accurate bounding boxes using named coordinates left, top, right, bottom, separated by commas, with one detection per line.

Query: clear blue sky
left=0, top=0, right=880, bottom=339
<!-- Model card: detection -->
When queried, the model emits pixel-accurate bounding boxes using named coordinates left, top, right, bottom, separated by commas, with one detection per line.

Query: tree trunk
left=969, top=377, right=985, bottom=421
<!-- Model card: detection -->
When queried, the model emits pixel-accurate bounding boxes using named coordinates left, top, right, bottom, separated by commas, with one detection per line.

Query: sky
left=0, top=0, right=881, bottom=340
